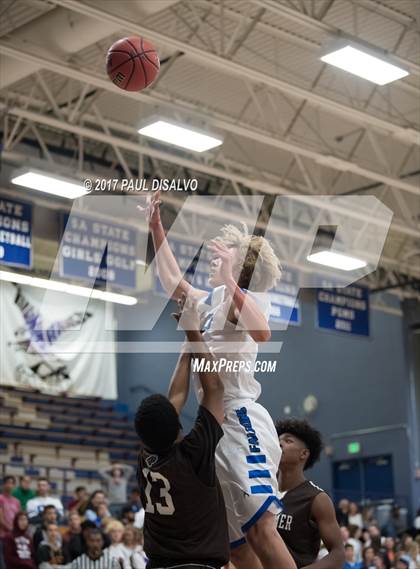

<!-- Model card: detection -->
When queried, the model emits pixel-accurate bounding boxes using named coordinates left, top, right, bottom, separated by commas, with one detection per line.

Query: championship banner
left=269, top=266, right=301, bottom=325
left=0, top=196, right=32, bottom=268
left=0, top=281, right=117, bottom=397
left=317, top=284, right=369, bottom=336
left=59, top=212, right=137, bottom=289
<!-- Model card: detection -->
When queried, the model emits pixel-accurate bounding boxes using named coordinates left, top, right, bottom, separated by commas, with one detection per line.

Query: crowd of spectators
left=2, top=469, right=420, bottom=569
left=0, top=465, right=147, bottom=569
left=334, top=499, right=420, bottom=569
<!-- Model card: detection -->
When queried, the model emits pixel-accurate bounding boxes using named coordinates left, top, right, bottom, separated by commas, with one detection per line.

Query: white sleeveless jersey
left=194, top=285, right=271, bottom=403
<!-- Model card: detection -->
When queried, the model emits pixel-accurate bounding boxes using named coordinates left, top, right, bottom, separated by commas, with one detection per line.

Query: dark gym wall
left=116, top=290, right=414, bottom=510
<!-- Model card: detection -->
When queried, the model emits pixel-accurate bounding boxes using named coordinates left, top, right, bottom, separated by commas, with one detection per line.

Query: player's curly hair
left=134, top=394, right=181, bottom=453
left=215, top=223, right=281, bottom=292
left=275, top=418, right=323, bottom=470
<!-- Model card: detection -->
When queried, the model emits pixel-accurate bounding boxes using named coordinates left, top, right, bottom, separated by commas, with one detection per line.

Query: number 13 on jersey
left=142, top=468, right=175, bottom=515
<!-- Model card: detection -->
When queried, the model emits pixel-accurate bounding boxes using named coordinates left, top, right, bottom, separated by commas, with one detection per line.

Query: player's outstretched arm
left=138, top=191, right=207, bottom=301
left=167, top=348, right=192, bottom=415
left=176, top=294, right=224, bottom=425
left=301, top=493, right=345, bottom=569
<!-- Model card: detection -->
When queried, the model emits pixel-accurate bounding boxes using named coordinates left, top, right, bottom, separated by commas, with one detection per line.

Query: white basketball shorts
left=215, top=399, right=283, bottom=548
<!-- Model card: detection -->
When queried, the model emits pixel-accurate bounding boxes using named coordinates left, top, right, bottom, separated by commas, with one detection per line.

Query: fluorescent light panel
left=0, top=270, right=137, bottom=305
left=321, top=45, right=409, bottom=85
left=307, top=251, right=367, bottom=271
left=11, top=171, right=87, bottom=199
left=138, top=120, right=223, bottom=152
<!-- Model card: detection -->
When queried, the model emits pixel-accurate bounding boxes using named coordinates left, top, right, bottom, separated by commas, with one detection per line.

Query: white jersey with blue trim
left=194, top=285, right=271, bottom=403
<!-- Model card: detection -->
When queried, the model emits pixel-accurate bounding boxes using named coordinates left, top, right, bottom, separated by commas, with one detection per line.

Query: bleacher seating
left=0, top=385, right=138, bottom=498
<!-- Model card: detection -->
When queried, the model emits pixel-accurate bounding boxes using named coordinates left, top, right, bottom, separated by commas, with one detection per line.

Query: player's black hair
left=276, top=418, right=323, bottom=470
left=75, top=486, right=86, bottom=493
left=344, top=544, right=354, bottom=550
left=134, top=394, right=181, bottom=453
left=3, top=475, right=15, bottom=484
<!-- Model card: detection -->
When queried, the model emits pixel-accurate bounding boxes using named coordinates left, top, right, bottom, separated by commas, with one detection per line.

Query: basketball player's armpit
left=301, top=493, right=345, bottom=569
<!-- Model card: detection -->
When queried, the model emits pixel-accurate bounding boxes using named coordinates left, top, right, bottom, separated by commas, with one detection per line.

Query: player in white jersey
left=139, top=192, right=296, bottom=569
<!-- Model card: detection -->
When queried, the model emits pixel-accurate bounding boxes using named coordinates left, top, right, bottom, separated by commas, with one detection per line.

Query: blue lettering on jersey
left=236, top=407, right=273, bottom=495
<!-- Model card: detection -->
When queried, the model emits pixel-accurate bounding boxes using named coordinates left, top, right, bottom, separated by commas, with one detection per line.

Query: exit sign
left=348, top=441, right=361, bottom=454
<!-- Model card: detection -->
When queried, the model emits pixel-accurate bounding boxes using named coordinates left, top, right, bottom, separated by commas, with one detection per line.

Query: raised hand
left=207, top=239, right=236, bottom=285
left=172, top=293, right=201, bottom=331
left=137, top=189, right=162, bottom=226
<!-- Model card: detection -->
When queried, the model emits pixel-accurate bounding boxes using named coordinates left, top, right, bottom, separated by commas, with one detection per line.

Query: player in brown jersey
left=276, top=419, right=344, bottom=569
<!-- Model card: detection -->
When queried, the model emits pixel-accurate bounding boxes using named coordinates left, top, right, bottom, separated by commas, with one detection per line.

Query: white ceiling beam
left=253, top=0, right=420, bottom=77
left=1, top=41, right=418, bottom=196
left=46, top=0, right=420, bottom=146
left=3, top=103, right=420, bottom=243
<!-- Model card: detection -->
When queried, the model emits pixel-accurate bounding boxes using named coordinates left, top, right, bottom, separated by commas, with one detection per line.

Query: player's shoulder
left=307, top=480, right=325, bottom=494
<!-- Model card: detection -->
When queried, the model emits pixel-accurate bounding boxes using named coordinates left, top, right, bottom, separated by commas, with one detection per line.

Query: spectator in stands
left=121, top=508, right=135, bottom=526
left=373, top=554, right=387, bottom=569
left=99, top=462, right=134, bottom=517
left=26, top=478, right=64, bottom=522
left=12, top=475, right=35, bottom=511
left=399, top=535, right=419, bottom=569
left=396, top=556, right=410, bottom=569
left=349, top=502, right=364, bottom=530
left=384, top=537, right=396, bottom=568
left=348, top=524, right=363, bottom=562
left=36, top=522, right=68, bottom=569
left=362, top=507, right=376, bottom=527
left=84, top=491, right=111, bottom=528
left=68, top=528, right=119, bottom=568
left=66, top=520, right=98, bottom=561
left=336, top=499, right=350, bottom=526
left=33, top=505, right=58, bottom=550
left=362, top=546, right=376, bottom=569
left=0, top=474, right=20, bottom=569
left=67, top=487, right=88, bottom=515
left=121, top=489, right=144, bottom=527
left=344, top=543, right=363, bottom=569
left=383, top=506, right=407, bottom=538
left=3, top=512, right=36, bottom=569
left=121, top=488, right=142, bottom=516
left=106, top=519, right=129, bottom=568
left=63, top=511, right=81, bottom=545
left=121, top=526, right=147, bottom=569
left=133, top=507, right=145, bottom=530
left=367, top=525, right=382, bottom=553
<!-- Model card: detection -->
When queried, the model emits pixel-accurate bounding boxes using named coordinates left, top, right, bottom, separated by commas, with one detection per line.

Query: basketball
left=106, top=36, right=160, bottom=92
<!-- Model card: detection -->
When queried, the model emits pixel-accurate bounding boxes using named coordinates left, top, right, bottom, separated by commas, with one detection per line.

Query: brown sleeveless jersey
left=277, top=480, right=324, bottom=568
left=137, top=406, right=229, bottom=569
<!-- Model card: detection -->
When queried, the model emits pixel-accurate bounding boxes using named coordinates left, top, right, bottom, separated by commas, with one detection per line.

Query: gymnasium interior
left=0, top=0, right=419, bottom=567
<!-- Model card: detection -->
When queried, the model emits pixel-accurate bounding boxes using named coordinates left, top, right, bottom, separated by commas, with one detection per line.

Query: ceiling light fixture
left=138, top=120, right=223, bottom=152
left=0, top=270, right=137, bottom=305
left=321, top=43, right=409, bottom=85
left=11, top=169, right=88, bottom=199
left=307, top=251, right=367, bottom=271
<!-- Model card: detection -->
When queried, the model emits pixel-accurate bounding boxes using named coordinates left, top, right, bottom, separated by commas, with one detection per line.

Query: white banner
left=0, top=282, right=117, bottom=398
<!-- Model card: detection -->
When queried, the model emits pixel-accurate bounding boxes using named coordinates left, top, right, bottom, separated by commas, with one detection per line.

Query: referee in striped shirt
left=69, top=528, right=120, bottom=569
